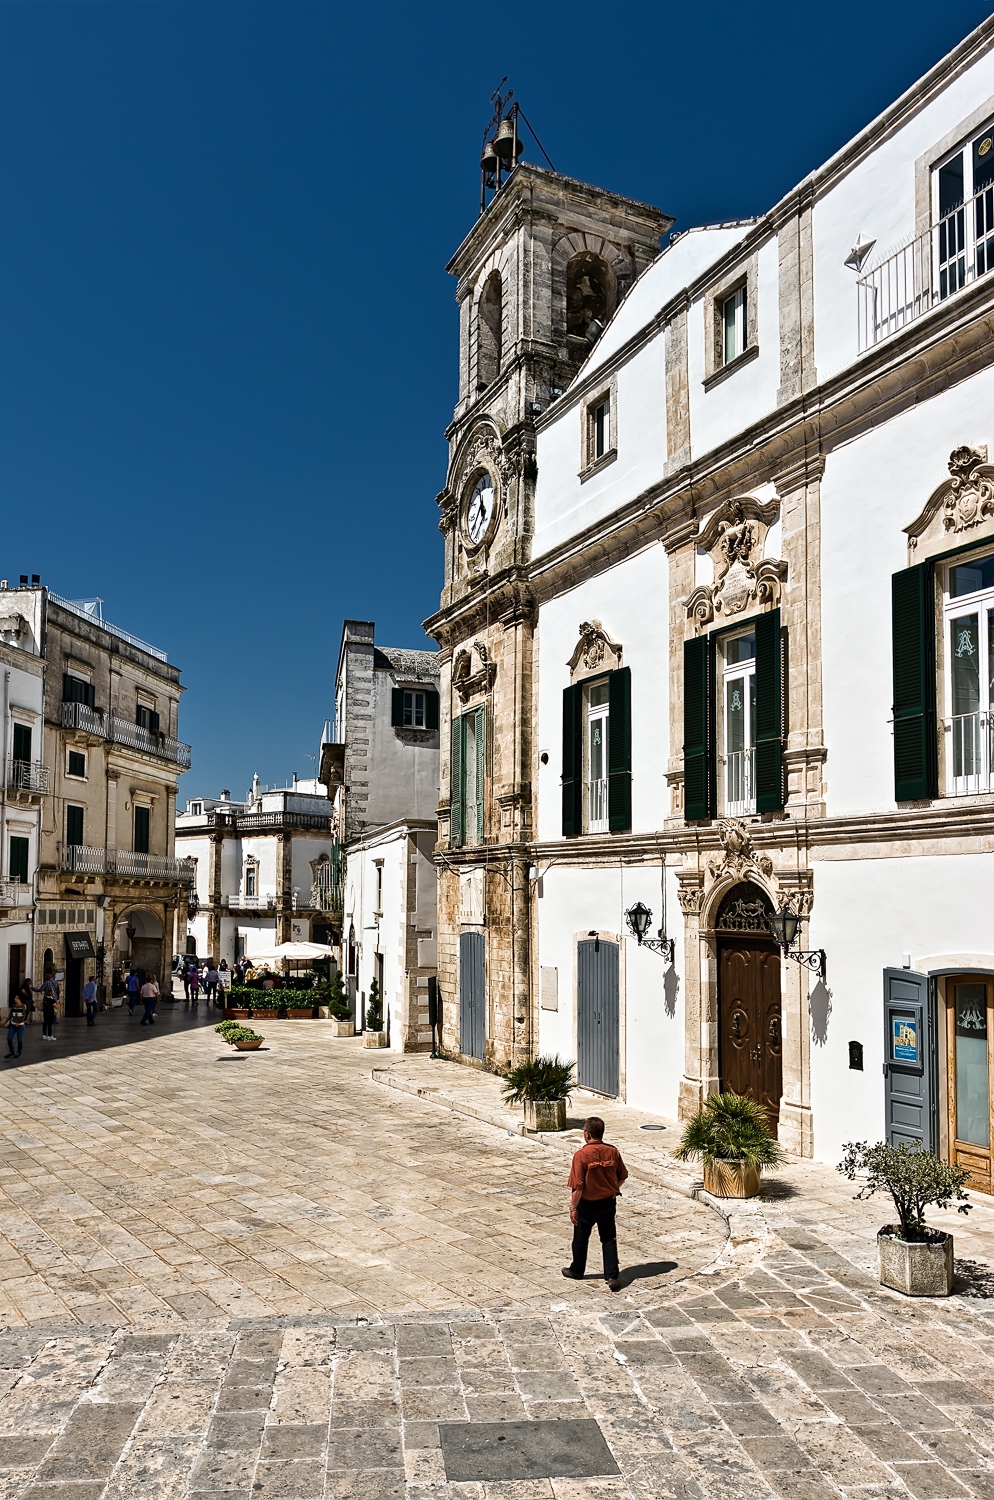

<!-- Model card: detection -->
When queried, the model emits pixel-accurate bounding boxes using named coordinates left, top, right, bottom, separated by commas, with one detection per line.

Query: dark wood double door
left=718, top=936, right=782, bottom=1134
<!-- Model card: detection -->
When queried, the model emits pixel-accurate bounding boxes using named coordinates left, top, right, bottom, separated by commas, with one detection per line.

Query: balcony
left=207, top=810, right=334, bottom=833
left=61, top=702, right=192, bottom=769
left=58, top=845, right=197, bottom=882
left=725, top=749, right=756, bottom=818
left=311, top=881, right=343, bottom=914
left=0, top=880, right=28, bottom=907
left=228, top=893, right=275, bottom=911
left=858, top=184, right=994, bottom=351
left=946, top=712, right=993, bottom=795
left=7, top=759, right=50, bottom=794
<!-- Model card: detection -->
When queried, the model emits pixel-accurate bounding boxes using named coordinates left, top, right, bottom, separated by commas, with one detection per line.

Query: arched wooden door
left=716, top=885, right=782, bottom=1134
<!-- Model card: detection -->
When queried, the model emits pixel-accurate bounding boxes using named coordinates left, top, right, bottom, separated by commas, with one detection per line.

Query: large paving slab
left=0, top=1008, right=990, bottom=1497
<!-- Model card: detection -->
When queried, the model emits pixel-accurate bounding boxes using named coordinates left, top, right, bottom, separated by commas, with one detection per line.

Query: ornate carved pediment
left=567, top=620, right=622, bottom=682
left=705, top=818, right=773, bottom=885
left=453, top=641, right=496, bottom=703
left=906, top=445, right=994, bottom=552
left=685, top=497, right=786, bottom=629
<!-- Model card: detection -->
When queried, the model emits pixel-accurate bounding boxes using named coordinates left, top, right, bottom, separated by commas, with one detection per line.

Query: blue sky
left=1, top=0, right=990, bottom=799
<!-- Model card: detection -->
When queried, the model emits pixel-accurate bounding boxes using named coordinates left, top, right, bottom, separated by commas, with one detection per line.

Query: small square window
left=67, top=750, right=86, bottom=779
left=722, top=285, right=747, bottom=364
left=404, top=691, right=426, bottom=728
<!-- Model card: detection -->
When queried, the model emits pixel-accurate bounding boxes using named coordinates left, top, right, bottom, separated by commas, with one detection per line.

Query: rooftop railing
left=47, top=592, right=168, bottom=662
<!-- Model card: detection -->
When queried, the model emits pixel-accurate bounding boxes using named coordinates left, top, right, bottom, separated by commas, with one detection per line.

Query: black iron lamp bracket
left=635, top=934, right=676, bottom=964
left=783, top=947, right=826, bottom=980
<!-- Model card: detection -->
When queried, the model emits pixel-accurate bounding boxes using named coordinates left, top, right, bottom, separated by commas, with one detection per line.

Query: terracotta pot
left=363, top=1030, right=388, bottom=1048
left=233, top=1039, right=263, bottom=1051
left=878, top=1227, right=954, bottom=1296
left=224, top=1008, right=250, bottom=1020
left=524, top=1098, right=567, bottom=1132
left=287, top=1009, right=313, bottom=1019
left=702, top=1158, right=762, bottom=1198
left=330, top=1020, right=354, bottom=1037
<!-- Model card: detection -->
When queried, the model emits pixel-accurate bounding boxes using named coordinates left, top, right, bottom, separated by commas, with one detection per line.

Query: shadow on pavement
left=2, top=998, right=222, bottom=1069
left=616, top=1261, right=678, bottom=1287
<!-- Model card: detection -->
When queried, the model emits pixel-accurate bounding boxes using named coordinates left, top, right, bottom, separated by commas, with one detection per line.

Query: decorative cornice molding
left=567, top=620, right=623, bottom=681
left=685, top=498, right=786, bottom=628
left=906, top=444, right=994, bottom=548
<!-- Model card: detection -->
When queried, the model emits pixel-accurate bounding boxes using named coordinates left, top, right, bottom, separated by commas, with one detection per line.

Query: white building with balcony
left=176, top=775, right=335, bottom=964
left=0, top=586, right=47, bottom=1005
left=429, top=15, right=994, bottom=1196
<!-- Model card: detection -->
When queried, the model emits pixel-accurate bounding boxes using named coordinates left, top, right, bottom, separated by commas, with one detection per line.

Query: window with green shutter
left=684, top=635, right=715, bottom=820
left=66, top=805, right=84, bottom=847
left=892, top=562, right=938, bottom=800
left=450, top=713, right=463, bottom=847
left=754, top=608, right=784, bottom=813
left=451, top=707, right=486, bottom=846
left=9, top=836, right=28, bottom=884
left=561, top=684, right=583, bottom=837
left=134, top=806, right=150, bottom=854
left=562, top=670, right=631, bottom=836
left=607, top=667, right=632, bottom=832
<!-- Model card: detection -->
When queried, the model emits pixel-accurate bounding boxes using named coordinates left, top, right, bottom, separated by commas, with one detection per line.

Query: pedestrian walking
left=139, top=976, right=159, bottom=1026
left=126, top=970, right=141, bottom=1015
left=83, top=977, right=98, bottom=1026
left=562, top=1117, right=628, bottom=1291
left=5, top=993, right=27, bottom=1058
left=205, top=964, right=220, bottom=1005
left=182, top=963, right=191, bottom=1002
left=40, top=976, right=59, bottom=1042
left=189, top=966, right=200, bottom=1004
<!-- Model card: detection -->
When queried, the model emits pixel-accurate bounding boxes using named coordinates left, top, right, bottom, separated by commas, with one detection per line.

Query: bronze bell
left=493, top=117, right=517, bottom=159
left=481, top=139, right=499, bottom=173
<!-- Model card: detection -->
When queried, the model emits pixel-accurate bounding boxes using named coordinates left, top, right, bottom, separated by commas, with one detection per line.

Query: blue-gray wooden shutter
left=755, top=608, right=784, bottom=813
left=683, top=635, right=715, bottom=820
left=561, top=684, right=583, bottom=837
left=607, top=667, right=632, bottom=832
left=449, top=712, right=463, bottom=847
left=391, top=688, right=405, bottom=726
left=892, top=562, right=937, bottom=801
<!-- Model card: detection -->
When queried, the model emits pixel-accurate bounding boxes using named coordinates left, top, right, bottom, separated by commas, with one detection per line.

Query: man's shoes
left=561, top=1267, right=583, bottom=1280
left=607, top=1277, right=623, bottom=1291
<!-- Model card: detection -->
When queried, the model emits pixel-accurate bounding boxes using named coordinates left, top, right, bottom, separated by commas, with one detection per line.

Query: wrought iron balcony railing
left=7, top=760, right=50, bottom=794
left=58, top=845, right=197, bottom=881
left=61, top=702, right=192, bottom=768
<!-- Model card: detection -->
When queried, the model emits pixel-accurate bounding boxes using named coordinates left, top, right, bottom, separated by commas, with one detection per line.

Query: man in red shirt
left=562, top=1116, right=628, bottom=1290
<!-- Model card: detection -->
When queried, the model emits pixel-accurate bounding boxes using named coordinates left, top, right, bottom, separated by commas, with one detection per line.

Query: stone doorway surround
left=677, top=818, right=815, bottom=1156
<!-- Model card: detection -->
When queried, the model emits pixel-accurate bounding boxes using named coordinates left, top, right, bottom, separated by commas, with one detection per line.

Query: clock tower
left=426, top=150, right=672, bottom=1070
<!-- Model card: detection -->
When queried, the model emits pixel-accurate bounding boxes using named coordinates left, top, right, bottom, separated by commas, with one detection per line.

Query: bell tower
left=426, top=115, right=673, bottom=1070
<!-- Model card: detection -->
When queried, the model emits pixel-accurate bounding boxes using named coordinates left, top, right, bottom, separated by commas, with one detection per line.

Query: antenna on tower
left=479, top=81, right=555, bottom=215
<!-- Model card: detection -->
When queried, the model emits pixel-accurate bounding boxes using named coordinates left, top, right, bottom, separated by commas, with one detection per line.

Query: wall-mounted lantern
left=625, top=902, right=674, bottom=965
left=765, top=907, right=826, bottom=981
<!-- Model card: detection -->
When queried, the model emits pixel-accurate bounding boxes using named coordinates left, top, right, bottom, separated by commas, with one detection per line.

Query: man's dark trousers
left=569, top=1196, right=619, bottom=1280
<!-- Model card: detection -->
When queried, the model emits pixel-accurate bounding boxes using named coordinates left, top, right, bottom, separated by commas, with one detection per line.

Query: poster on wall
left=891, top=1016, right=920, bottom=1064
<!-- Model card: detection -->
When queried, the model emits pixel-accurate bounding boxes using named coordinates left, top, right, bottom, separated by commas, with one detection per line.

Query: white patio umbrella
left=245, top=941, right=336, bottom=963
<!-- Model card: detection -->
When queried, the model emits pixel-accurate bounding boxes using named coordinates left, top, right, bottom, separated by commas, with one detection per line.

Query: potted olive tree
left=501, top=1055, right=575, bottom=1132
left=326, top=969, right=354, bottom=1037
left=362, top=978, right=387, bottom=1048
left=838, top=1140, right=971, bottom=1297
left=674, top=1092, right=783, bottom=1198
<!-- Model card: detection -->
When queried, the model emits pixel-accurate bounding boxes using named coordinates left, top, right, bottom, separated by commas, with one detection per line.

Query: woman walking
left=189, top=965, right=200, bottom=1005
left=41, top=983, right=58, bottom=1041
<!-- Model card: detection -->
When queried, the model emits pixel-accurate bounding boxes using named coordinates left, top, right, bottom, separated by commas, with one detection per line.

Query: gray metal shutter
left=577, top=938, right=620, bottom=1096
left=459, top=931, right=486, bottom=1060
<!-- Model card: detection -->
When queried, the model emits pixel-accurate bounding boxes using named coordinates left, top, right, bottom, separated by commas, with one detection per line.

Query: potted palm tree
left=362, top=978, right=387, bottom=1048
left=501, top=1055, right=575, bottom=1132
left=326, top=969, right=354, bottom=1037
left=674, top=1092, right=783, bottom=1198
left=838, top=1141, right=971, bottom=1297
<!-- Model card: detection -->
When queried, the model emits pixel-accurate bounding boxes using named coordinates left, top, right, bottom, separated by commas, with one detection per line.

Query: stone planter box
left=363, top=1030, right=388, bottom=1048
left=330, top=1020, right=354, bottom=1037
left=251, top=1008, right=278, bottom=1019
left=223, top=1008, right=250, bottom=1020
left=878, top=1227, right=954, bottom=1296
left=703, top=1159, right=762, bottom=1199
left=524, top=1098, right=567, bottom=1132
left=233, top=1039, right=263, bottom=1051
left=286, top=1008, right=313, bottom=1019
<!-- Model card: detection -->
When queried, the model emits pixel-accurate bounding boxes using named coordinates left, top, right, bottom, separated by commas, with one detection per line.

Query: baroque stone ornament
left=706, top=818, right=773, bottom=884
left=684, top=496, right=786, bottom=629
left=567, top=620, right=623, bottom=682
left=452, top=643, right=496, bottom=704
left=906, top=444, right=994, bottom=551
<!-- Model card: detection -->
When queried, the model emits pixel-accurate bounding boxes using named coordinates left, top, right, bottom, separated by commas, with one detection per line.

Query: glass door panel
left=950, top=612, right=982, bottom=788
left=954, top=982, right=990, bottom=1149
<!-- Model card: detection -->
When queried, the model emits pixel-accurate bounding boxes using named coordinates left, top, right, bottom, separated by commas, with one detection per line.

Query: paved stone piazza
left=0, top=1009, right=990, bottom=1497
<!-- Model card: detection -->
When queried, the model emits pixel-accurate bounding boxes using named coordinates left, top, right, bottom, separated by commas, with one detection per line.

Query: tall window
left=723, top=631, right=757, bottom=816
left=12, top=723, right=31, bottom=774
left=134, top=806, right=150, bottom=854
left=62, top=674, right=95, bottom=708
left=935, top=121, right=994, bottom=301
left=67, top=750, right=86, bottom=779
left=477, top=271, right=503, bottom=388
left=945, top=550, right=994, bottom=794
left=9, top=837, right=28, bottom=884
left=136, top=704, right=160, bottom=733
left=245, top=861, right=257, bottom=897
left=451, top=706, right=485, bottom=848
left=585, top=681, right=610, bottom=833
left=722, top=285, right=747, bottom=364
left=66, top=805, right=84, bottom=847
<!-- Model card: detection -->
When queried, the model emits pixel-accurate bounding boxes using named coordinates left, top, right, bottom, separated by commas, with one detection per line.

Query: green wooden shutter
left=684, top=636, right=715, bottom=820
left=892, top=563, right=937, bottom=801
left=449, top=713, right=463, bottom=847
left=474, top=706, right=486, bottom=843
left=561, top=684, right=583, bottom=837
left=66, top=805, right=84, bottom=847
left=755, top=608, right=784, bottom=813
left=391, top=688, right=405, bottom=727
left=607, top=667, right=632, bottom=832
left=425, top=690, right=439, bottom=730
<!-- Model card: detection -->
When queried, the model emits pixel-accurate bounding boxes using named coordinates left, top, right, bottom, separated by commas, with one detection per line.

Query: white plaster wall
left=291, top=837, right=333, bottom=895
left=537, top=862, right=685, bottom=1119
left=686, top=238, right=781, bottom=459
left=345, top=829, right=409, bottom=1047
left=820, top=364, right=994, bottom=816
left=808, top=851, right=994, bottom=1164
left=536, top=546, right=669, bottom=842
left=813, top=47, right=994, bottom=380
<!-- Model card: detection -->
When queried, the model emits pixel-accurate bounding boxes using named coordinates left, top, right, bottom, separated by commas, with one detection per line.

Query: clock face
left=466, top=473, right=495, bottom=546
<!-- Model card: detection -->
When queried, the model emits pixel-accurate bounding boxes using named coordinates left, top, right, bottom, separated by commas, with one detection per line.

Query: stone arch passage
left=477, top=271, right=503, bottom=388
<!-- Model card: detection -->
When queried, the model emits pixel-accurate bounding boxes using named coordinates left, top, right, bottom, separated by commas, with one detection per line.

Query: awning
left=64, top=932, right=95, bottom=960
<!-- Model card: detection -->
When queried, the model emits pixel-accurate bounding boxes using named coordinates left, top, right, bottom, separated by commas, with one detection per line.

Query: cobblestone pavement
left=0, top=1012, right=990, bottom=1498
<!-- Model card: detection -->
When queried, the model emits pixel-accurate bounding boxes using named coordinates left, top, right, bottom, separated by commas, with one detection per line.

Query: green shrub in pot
left=838, top=1140, right=970, bottom=1296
